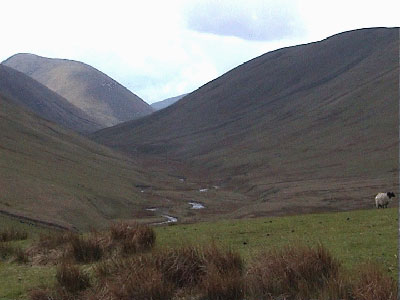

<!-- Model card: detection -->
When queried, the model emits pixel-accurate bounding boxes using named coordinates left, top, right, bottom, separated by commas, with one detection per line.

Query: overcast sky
left=1, top=0, right=399, bottom=104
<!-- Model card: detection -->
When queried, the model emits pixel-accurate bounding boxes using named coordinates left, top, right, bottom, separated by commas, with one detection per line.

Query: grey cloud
left=184, top=0, right=304, bottom=41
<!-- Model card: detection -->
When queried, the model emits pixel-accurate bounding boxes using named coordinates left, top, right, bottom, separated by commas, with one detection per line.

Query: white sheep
left=375, top=192, right=395, bottom=208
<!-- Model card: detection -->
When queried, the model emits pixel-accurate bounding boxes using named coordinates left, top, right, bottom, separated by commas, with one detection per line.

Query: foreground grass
left=156, top=208, right=398, bottom=275
left=0, top=207, right=397, bottom=299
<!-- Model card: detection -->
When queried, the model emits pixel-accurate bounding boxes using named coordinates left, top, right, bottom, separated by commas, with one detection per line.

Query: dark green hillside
left=93, top=28, right=399, bottom=217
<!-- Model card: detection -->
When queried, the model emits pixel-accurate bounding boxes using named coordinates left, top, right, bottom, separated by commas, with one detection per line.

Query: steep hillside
left=0, top=95, right=177, bottom=229
left=93, top=28, right=399, bottom=217
left=151, top=93, right=188, bottom=110
left=0, top=64, right=101, bottom=133
left=2, top=54, right=154, bottom=127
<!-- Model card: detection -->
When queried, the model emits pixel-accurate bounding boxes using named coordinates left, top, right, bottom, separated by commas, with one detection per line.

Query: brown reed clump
left=155, top=246, right=206, bottom=288
left=200, top=243, right=245, bottom=299
left=66, top=234, right=103, bottom=263
left=351, top=262, right=398, bottom=300
left=109, top=222, right=155, bottom=255
left=55, top=262, right=91, bottom=293
left=246, top=244, right=340, bottom=299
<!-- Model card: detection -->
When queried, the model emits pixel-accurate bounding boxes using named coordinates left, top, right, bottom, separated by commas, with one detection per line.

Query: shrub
left=0, top=227, right=28, bottom=242
left=351, top=262, right=398, bottom=300
left=246, top=244, right=340, bottom=299
left=56, top=263, right=91, bottom=293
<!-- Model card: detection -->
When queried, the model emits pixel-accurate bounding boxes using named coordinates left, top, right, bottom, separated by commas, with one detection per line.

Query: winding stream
left=189, top=202, right=205, bottom=209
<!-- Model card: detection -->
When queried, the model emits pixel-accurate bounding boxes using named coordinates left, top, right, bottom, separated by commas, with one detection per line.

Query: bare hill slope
left=92, top=28, right=399, bottom=217
left=2, top=54, right=154, bottom=128
left=0, top=95, right=172, bottom=229
left=0, top=64, right=101, bottom=133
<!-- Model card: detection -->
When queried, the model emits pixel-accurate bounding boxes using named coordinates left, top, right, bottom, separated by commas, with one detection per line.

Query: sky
left=0, top=0, right=399, bottom=104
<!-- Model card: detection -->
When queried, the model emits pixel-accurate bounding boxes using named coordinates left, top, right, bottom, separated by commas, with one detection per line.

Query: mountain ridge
left=2, top=53, right=154, bottom=128
left=92, top=27, right=399, bottom=217
left=0, top=64, right=101, bottom=133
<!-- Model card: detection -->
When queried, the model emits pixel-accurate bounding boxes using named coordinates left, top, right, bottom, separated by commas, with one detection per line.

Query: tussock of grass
left=55, top=263, right=91, bottom=293
left=109, top=222, right=155, bottom=255
left=155, top=246, right=206, bottom=288
left=107, top=260, right=175, bottom=300
left=246, top=244, right=340, bottom=299
left=37, top=231, right=73, bottom=249
left=67, top=234, right=103, bottom=263
left=0, top=227, right=28, bottom=242
left=2, top=211, right=394, bottom=300
left=351, top=262, right=398, bottom=300
left=0, top=242, right=28, bottom=264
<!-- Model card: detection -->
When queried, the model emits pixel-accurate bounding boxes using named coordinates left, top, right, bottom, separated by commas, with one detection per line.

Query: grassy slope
left=92, top=28, right=399, bottom=218
left=156, top=208, right=398, bottom=274
left=0, top=207, right=397, bottom=299
left=0, top=96, right=177, bottom=230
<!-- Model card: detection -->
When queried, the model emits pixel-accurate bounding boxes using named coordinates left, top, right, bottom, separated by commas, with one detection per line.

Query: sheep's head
left=387, top=192, right=396, bottom=199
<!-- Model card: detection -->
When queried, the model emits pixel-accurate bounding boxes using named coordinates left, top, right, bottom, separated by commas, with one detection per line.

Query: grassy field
left=156, top=207, right=398, bottom=273
left=0, top=207, right=398, bottom=299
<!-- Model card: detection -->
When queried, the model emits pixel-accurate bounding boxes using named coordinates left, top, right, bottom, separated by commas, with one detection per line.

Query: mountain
left=2, top=53, right=154, bottom=128
left=0, top=94, right=177, bottom=230
left=151, top=94, right=188, bottom=111
left=92, top=28, right=399, bottom=217
left=0, top=64, right=101, bottom=133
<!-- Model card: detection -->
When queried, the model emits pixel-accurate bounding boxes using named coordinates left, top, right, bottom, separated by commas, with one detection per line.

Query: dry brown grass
left=28, top=288, right=54, bottom=300
left=246, top=244, right=340, bottom=299
left=56, top=263, right=91, bottom=293
left=351, top=262, right=398, bottom=300
left=37, top=231, right=73, bottom=249
left=155, top=246, right=205, bottom=288
left=108, top=262, right=175, bottom=300
left=66, top=234, right=103, bottom=263
left=26, top=225, right=399, bottom=300
left=109, top=222, right=155, bottom=255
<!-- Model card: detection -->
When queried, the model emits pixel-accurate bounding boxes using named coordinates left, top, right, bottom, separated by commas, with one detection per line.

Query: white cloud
left=0, top=0, right=399, bottom=104
left=184, top=0, right=305, bottom=41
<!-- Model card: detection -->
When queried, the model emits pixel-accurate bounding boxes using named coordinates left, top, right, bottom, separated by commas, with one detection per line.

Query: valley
left=0, top=27, right=398, bottom=230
